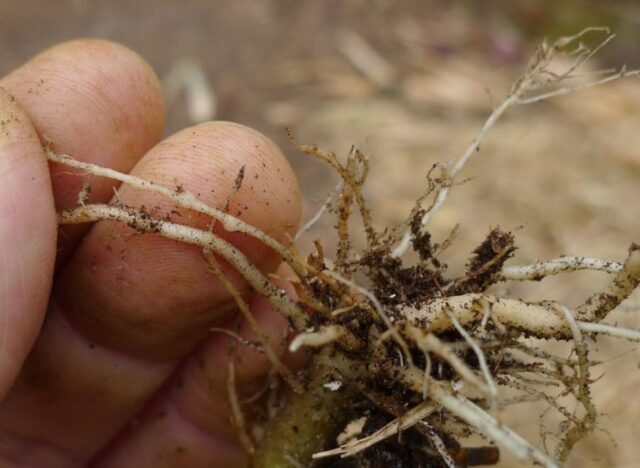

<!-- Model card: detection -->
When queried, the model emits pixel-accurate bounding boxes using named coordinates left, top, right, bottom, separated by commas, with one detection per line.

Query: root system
left=48, top=28, right=640, bottom=467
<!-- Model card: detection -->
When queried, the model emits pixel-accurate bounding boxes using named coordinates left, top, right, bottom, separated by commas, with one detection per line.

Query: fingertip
left=1, top=38, right=166, bottom=163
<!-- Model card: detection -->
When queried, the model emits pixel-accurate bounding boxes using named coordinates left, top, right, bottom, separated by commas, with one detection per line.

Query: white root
left=323, top=269, right=414, bottom=365
left=204, top=250, right=303, bottom=393
left=390, top=365, right=559, bottom=467
left=423, top=375, right=559, bottom=468
left=421, top=421, right=457, bottom=468
left=288, top=325, right=346, bottom=352
left=336, top=416, right=367, bottom=446
left=499, top=256, right=622, bottom=281
left=210, top=327, right=259, bottom=349
left=295, top=179, right=343, bottom=241
left=445, top=310, right=498, bottom=404
left=554, top=305, right=596, bottom=462
left=404, top=325, right=490, bottom=396
left=391, top=83, right=519, bottom=257
left=46, top=149, right=308, bottom=278
left=516, top=67, right=640, bottom=104
left=313, top=400, right=437, bottom=459
left=402, top=294, right=572, bottom=338
left=404, top=244, right=640, bottom=339
left=331, top=304, right=358, bottom=317
left=57, top=203, right=308, bottom=329
left=392, top=28, right=639, bottom=258
left=577, top=244, right=640, bottom=321
left=576, top=321, right=640, bottom=341
left=227, top=360, right=255, bottom=454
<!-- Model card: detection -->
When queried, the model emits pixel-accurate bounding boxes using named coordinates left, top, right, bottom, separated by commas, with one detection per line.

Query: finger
left=0, top=122, right=301, bottom=466
left=0, top=89, right=56, bottom=401
left=94, top=272, right=305, bottom=468
left=0, top=39, right=165, bottom=259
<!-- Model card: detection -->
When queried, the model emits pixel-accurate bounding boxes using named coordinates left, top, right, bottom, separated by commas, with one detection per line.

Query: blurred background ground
left=1, top=1, right=639, bottom=466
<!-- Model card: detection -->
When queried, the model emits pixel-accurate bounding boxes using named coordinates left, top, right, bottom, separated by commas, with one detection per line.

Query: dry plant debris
left=46, top=28, right=640, bottom=467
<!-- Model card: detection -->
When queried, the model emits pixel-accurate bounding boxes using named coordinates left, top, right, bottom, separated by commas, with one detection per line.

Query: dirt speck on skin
left=0, top=110, right=22, bottom=137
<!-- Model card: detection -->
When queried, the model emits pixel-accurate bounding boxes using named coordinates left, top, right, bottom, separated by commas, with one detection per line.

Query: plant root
left=45, top=27, right=640, bottom=468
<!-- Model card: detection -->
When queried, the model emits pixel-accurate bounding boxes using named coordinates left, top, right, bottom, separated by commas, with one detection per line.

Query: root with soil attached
left=48, top=28, right=640, bottom=467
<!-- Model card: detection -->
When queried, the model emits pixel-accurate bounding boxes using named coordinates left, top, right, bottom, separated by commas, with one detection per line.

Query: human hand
left=0, top=39, right=301, bottom=467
